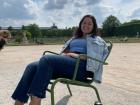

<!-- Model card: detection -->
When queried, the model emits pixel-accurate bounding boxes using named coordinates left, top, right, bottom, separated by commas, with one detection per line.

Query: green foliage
left=8, top=26, right=13, bottom=31
left=27, top=23, right=42, bottom=42
left=41, top=28, right=75, bottom=37
left=25, top=31, right=32, bottom=39
left=10, top=30, right=17, bottom=37
left=122, top=19, right=140, bottom=26
left=102, top=15, right=121, bottom=36
left=102, top=17, right=140, bottom=37
left=114, top=23, right=140, bottom=37
left=22, top=25, right=26, bottom=30
left=14, top=30, right=23, bottom=43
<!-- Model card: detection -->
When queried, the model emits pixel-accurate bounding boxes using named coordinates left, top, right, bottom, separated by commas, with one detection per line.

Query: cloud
left=0, top=0, right=35, bottom=20
left=74, top=2, right=84, bottom=7
left=74, top=0, right=101, bottom=7
left=130, top=8, right=140, bottom=18
left=72, top=10, right=82, bottom=16
left=44, top=0, right=69, bottom=10
left=120, top=0, right=133, bottom=4
left=86, top=0, right=102, bottom=5
left=0, top=0, right=140, bottom=28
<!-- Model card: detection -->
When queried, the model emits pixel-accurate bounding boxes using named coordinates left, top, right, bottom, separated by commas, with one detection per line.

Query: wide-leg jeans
left=12, top=55, right=87, bottom=103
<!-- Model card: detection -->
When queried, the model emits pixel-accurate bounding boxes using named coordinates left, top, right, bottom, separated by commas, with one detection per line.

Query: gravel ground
left=0, top=43, right=140, bottom=105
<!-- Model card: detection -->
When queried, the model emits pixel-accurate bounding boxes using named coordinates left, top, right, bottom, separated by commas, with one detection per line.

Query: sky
left=0, top=0, right=140, bottom=28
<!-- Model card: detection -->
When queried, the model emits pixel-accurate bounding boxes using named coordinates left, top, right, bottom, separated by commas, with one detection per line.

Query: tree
left=122, top=19, right=140, bottom=26
left=26, top=31, right=32, bottom=39
left=27, top=23, right=42, bottom=42
left=130, top=19, right=140, bottom=24
left=102, top=15, right=121, bottom=36
left=22, top=25, right=26, bottom=30
left=8, top=26, right=13, bottom=31
left=14, top=30, right=23, bottom=43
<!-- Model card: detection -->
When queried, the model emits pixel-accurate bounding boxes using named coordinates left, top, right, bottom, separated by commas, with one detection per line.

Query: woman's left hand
left=65, top=53, right=79, bottom=58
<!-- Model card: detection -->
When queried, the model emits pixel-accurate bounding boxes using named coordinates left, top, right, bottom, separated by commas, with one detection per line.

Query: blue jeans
left=12, top=55, right=88, bottom=103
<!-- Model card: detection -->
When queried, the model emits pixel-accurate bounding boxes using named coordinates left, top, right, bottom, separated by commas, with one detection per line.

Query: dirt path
left=0, top=43, right=140, bottom=105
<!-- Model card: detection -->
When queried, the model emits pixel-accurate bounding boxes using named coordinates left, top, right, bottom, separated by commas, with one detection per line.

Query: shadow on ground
left=56, top=95, right=71, bottom=105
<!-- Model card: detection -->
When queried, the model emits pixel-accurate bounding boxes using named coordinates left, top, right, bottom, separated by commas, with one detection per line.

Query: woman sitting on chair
left=12, top=14, right=108, bottom=105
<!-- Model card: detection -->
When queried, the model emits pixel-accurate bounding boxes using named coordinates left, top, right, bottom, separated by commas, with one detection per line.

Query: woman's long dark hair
left=73, top=15, right=98, bottom=38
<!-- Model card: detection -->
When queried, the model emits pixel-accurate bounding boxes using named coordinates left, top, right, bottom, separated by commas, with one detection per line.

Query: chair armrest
left=43, top=50, right=60, bottom=56
left=79, top=54, right=105, bottom=64
left=83, top=54, right=108, bottom=65
left=72, top=54, right=105, bottom=80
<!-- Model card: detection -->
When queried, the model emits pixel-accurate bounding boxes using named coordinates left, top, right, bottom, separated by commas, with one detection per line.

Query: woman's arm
left=64, top=52, right=87, bottom=60
left=65, top=52, right=79, bottom=58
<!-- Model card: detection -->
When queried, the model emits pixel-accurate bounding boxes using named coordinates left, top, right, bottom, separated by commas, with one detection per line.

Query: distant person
left=0, top=30, right=11, bottom=50
left=12, top=15, right=109, bottom=105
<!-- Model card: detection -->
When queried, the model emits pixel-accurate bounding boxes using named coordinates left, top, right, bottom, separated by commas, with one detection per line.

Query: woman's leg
left=28, top=54, right=87, bottom=103
left=14, top=100, right=24, bottom=105
left=12, top=61, right=39, bottom=104
left=29, top=96, right=41, bottom=105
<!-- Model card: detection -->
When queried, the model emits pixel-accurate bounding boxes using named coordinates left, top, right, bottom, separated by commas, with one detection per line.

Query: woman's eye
left=83, top=22, right=86, bottom=24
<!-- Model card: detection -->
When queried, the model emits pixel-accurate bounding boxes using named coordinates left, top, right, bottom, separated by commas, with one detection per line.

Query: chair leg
left=50, top=78, right=67, bottom=105
left=66, top=84, right=72, bottom=96
left=50, top=78, right=73, bottom=105
left=50, top=88, right=55, bottom=105
left=89, top=85, right=102, bottom=103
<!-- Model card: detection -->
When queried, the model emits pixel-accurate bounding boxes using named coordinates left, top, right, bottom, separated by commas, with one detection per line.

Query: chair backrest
left=86, top=40, right=113, bottom=83
left=104, top=40, right=113, bottom=62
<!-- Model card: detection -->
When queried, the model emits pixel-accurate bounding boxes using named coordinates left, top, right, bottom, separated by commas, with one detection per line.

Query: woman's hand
left=62, top=53, right=87, bottom=60
left=65, top=52, right=79, bottom=58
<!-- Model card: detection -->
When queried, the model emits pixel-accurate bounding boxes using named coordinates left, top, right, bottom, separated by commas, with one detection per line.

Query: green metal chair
left=43, top=40, right=113, bottom=105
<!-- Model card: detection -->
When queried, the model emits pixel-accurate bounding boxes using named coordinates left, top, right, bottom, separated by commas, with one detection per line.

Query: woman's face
left=81, top=17, right=94, bottom=35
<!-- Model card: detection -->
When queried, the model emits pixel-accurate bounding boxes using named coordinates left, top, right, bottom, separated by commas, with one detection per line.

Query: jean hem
left=11, top=95, right=28, bottom=103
